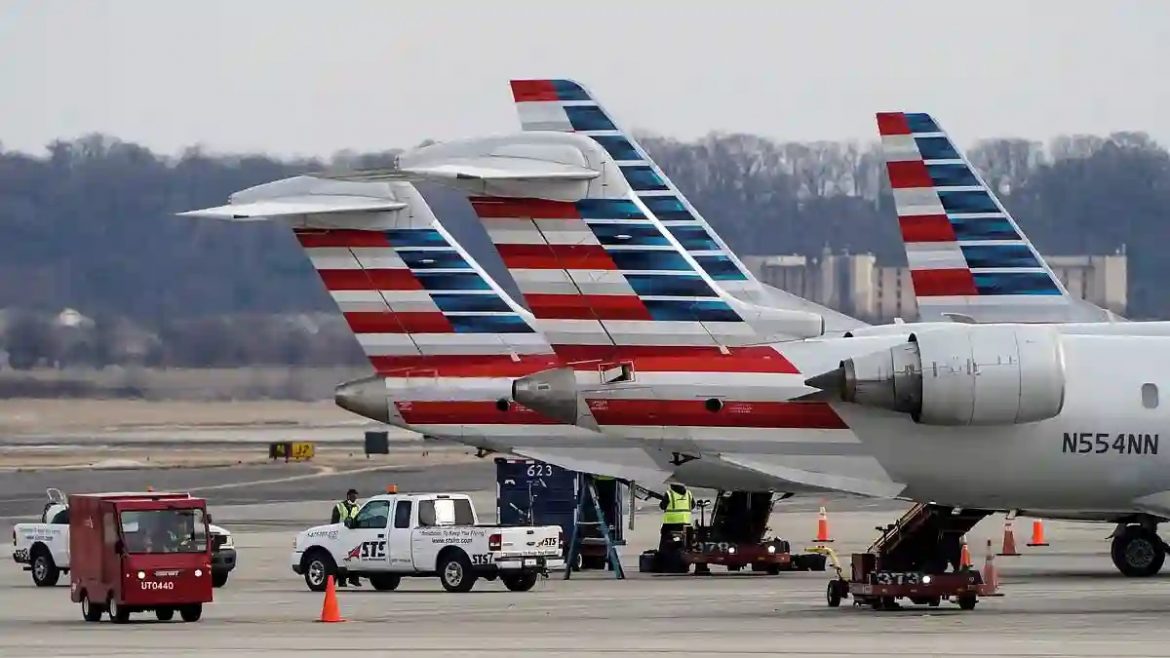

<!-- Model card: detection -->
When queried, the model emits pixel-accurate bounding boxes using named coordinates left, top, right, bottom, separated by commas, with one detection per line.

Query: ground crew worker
left=331, top=489, right=360, bottom=524
left=331, top=489, right=361, bottom=587
left=658, top=483, right=695, bottom=553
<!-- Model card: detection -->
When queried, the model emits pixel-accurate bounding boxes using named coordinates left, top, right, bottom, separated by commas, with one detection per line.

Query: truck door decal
left=350, top=540, right=386, bottom=560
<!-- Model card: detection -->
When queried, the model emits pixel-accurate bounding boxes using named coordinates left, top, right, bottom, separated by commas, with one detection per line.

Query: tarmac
left=5, top=462, right=1170, bottom=657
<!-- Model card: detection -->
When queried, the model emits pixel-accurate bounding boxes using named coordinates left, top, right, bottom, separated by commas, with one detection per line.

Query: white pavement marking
left=185, top=464, right=417, bottom=493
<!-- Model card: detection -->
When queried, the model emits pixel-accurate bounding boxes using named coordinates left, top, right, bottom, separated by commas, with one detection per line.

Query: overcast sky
left=2, top=1, right=1167, bottom=157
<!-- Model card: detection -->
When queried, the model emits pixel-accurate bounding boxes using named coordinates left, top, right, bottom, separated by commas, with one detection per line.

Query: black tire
left=180, top=604, right=202, bottom=622
left=108, top=597, right=131, bottom=624
left=1111, top=525, right=1166, bottom=577
left=155, top=608, right=175, bottom=621
left=81, top=593, right=104, bottom=622
left=765, top=565, right=781, bottom=576
left=501, top=572, right=538, bottom=592
left=212, top=571, right=229, bottom=588
left=369, top=574, right=401, bottom=591
left=438, top=551, right=477, bottom=593
left=957, top=594, right=977, bottom=611
left=826, top=581, right=842, bottom=607
left=302, top=549, right=337, bottom=592
left=31, top=548, right=61, bottom=587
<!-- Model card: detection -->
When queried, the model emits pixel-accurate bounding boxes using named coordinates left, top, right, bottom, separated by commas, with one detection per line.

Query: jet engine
left=806, top=324, right=1066, bottom=426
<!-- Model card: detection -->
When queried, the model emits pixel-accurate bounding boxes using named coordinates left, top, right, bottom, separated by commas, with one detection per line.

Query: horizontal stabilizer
left=400, top=159, right=600, bottom=182
left=720, top=454, right=906, bottom=498
left=178, top=196, right=406, bottom=220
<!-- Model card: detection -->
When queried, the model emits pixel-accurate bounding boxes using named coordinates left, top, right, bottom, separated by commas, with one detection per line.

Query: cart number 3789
left=873, top=572, right=923, bottom=585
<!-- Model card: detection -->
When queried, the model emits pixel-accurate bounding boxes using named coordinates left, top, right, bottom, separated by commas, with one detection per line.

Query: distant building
left=745, top=250, right=1128, bottom=322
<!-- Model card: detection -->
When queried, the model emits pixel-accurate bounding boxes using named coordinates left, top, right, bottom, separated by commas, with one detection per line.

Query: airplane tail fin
left=511, top=84, right=770, bottom=289
left=180, top=176, right=555, bottom=376
left=507, top=79, right=865, bottom=330
left=511, top=78, right=864, bottom=332
left=876, top=112, right=1117, bottom=323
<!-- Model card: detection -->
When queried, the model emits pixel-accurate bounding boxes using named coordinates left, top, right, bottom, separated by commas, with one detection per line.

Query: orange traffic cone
left=317, top=575, right=345, bottom=623
left=999, top=517, right=1020, bottom=556
left=814, top=506, right=833, bottom=543
left=981, top=539, right=1003, bottom=596
left=1027, top=519, right=1049, bottom=547
left=959, top=535, right=973, bottom=570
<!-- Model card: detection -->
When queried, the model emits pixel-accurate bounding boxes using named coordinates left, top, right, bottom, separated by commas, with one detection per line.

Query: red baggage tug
left=69, top=492, right=214, bottom=623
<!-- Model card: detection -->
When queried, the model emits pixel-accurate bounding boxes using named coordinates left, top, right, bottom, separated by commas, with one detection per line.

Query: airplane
left=354, top=81, right=1170, bottom=579
left=179, top=176, right=860, bottom=493
left=185, top=80, right=1170, bottom=579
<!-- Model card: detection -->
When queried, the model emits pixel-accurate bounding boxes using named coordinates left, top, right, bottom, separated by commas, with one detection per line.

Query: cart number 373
left=874, top=572, right=922, bottom=585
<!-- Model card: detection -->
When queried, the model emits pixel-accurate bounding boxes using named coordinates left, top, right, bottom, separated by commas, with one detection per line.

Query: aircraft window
left=1142, top=383, right=1159, bottom=409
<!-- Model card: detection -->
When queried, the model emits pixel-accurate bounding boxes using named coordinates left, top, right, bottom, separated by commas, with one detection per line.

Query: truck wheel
left=31, top=548, right=61, bottom=587
left=438, top=552, right=477, bottom=593
left=81, top=593, right=104, bottom=622
left=180, top=604, right=203, bottom=622
left=108, top=597, right=131, bottom=624
left=502, top=573, right=538, bottom=592
left=1111, top=525, right=1166, bottom=577
left=369, top=574, right=401, bottom=591
left=212, top=571, right=229, bottom=588
left=155, top=608, right=175, bottom=622
left=826, top=581, right=843, bottom=607
left=957, top=594, right=977, bottom=611
left=302, top=549, right=337, bottom=592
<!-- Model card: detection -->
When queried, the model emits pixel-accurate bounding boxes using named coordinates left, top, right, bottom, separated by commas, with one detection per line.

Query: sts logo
left=346, top=541, right=387, bottom=561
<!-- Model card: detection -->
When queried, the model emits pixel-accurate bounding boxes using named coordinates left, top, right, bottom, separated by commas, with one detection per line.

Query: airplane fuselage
left=349, top=324, right=1170, bottom=521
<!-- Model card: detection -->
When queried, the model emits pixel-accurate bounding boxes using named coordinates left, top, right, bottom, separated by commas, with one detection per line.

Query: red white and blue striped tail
left=511, top=82, right=762, bottom=293
left=876, top=112, right=1118, bottom=323
left=510, top=78, right=864, bottom=332
left=180, top=176, right=559, bottom=377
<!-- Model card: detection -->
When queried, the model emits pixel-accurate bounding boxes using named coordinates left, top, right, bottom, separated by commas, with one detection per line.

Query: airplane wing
left=719, top=454, right=907, bottom=498
left=509, top=447, right=673, bottom=486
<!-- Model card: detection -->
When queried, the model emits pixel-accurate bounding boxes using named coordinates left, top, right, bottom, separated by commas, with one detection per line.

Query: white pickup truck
left=292, top=493, right=564, bottom=593
left=11, top=489, right=237, bottom=588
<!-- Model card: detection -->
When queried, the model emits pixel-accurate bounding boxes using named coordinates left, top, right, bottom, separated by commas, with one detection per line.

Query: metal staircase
left=869, top=503, right=989, bottom=573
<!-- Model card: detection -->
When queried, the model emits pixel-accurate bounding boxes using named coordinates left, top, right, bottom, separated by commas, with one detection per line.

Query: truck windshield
left=120, top=509, right=207, bottom=554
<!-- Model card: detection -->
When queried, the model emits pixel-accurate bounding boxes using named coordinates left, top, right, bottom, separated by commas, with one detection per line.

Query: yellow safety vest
left=336, top=501, right=357, bottom=522
left=662, top=489, right=693, bottom=525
